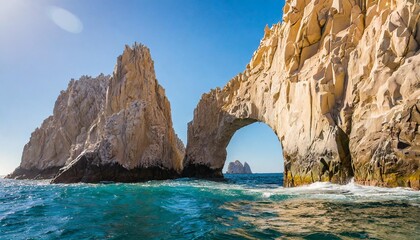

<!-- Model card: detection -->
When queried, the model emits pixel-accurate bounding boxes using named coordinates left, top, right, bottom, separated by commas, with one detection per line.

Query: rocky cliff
left=346, top=1, right=420, bottom=188
left=8, top=43, right=184, bottom=183
left=226, top=160, right=253, bottom=174
left=52, top=43, right=184, bottom=183
left=184, top=0, right=420, bottom=189
left=7, top=75, right=109, bottom=179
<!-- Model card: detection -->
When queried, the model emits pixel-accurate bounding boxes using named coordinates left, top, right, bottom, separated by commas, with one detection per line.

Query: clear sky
left=0, top=0, right=285, bottom=175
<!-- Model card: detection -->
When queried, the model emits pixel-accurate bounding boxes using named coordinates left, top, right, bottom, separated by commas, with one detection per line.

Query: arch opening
left=223, top=121, right=284, bottom=174
left=221, top=121, right=285, bottom=185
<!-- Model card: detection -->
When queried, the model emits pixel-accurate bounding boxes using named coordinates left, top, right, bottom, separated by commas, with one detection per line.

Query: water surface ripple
left=1, top=174, right=419, bottom=239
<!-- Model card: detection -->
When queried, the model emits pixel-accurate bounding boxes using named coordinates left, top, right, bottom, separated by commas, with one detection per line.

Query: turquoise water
left=1, top=174, right=419, bottom=239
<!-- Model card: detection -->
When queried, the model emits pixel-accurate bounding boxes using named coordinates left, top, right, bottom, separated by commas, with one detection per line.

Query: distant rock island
left=226, top=160, right=253, bottom=174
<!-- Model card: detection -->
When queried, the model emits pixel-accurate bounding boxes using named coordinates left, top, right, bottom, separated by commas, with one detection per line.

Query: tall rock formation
left=7, top=75, right=109, bottom=179
left=226, top=160, right=253, bottom=174
left=52, top=43, right=184, bottom=183
left=184, top=0, right=420, bottom=189
left=8, top=43, right=184, bottom=183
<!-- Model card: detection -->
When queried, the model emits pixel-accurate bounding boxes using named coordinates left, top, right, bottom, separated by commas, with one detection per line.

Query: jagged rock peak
left=52, top=42, right=184, bottom=183
left=7, top=74, right=110, bottom=179
left=8, top=42, right=185, bottom=183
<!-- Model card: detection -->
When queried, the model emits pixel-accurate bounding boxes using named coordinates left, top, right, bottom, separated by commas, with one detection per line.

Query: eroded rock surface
left=7, top=75, right=109, bottom=179
left=346, top=1, right=420, bottom=189
left=8, top=43, right=184, bottom=183
left=52, top=43, right=184, bottom=183
left=184, top=0, right=420, bottom=189
left=226, top=160, right=253, bottom=174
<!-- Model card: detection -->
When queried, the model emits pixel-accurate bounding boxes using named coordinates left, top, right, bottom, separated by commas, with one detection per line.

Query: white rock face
left=184, top=0, right=420, bottom=189
left=52, top=43, right=184, bottom=183
left=8, top=75, right=109, bottom=179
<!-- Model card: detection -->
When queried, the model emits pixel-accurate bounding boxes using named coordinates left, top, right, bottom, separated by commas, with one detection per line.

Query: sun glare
left=46, top=6, right=83, bottom=34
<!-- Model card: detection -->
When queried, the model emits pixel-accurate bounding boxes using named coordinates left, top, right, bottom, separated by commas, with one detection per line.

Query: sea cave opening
left=222, top=121, right=284, bottom=186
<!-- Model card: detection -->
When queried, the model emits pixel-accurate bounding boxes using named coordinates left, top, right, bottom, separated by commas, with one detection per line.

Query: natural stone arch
left=183, top=0, right=420, bottom=189
left=190, top=114, right=274, bottom=177
left=204, top=116, right=263, bottom=173
left=182, top=70, right=353, bottom=187
left=182, top=0, right=359, bottom=186
left=203, top=117, right=284, bottom=176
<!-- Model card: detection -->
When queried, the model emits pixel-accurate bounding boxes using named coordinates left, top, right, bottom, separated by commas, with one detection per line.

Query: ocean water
left=1, top=173, right=419, bottom=240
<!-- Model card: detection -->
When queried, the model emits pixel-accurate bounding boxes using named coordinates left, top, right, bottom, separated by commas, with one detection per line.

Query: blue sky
left=0, top=0, right=285, bottom=175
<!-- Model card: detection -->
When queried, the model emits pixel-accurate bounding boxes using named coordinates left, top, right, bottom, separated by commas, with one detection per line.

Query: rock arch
left=182, top=65, right=353, bottom=186
left=183, top=0, right=420, bottom=189
left=182, top=0, right=360, bottom=186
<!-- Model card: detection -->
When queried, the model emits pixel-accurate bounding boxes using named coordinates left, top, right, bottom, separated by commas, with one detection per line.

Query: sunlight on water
left=1, top=174, right=419, bottom=239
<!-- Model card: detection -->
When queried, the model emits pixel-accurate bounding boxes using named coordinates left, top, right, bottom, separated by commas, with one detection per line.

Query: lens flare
left=46, top=6, right=83, bottom=34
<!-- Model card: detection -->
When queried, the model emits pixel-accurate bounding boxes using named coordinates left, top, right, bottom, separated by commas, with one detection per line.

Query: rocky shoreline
left=6, top=166, right=62, bottom=180
left=51, top=153, right=180, bottom=184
